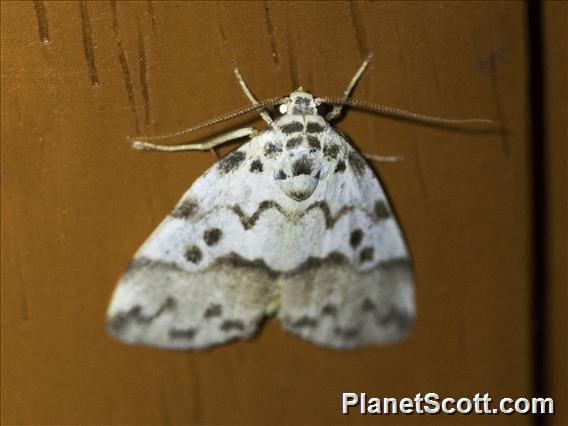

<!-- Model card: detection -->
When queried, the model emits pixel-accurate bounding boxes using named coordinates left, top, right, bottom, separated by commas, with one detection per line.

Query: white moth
left=107, top=55, right=491, bottom=350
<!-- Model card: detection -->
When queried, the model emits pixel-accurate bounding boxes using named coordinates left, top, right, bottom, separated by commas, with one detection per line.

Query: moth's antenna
left=318, top=97, right=494, bottom=127
left=326, top=53, right=373, bottom=121
left=132, top=96, right=286, bottom=142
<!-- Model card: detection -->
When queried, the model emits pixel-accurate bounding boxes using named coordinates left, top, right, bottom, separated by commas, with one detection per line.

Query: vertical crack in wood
left=79, top=1, right=99, bottom=87
left=263, top=1, right=279, bottom=65
left=110, top=0, right=140, bottom=133
left=146, top=0, right=156, bottom=35
left=33, top=0, right=50, bottom=43
left=137, top=28, right=152, bottom=126
left=349, top=2, right=369, bottom=59
left=286, top=27, right=299, bottom=89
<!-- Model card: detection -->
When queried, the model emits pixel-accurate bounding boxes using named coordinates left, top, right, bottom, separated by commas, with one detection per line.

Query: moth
left=107, top=55, right=491, bottom=350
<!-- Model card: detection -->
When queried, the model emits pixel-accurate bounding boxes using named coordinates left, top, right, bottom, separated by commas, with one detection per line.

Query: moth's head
left=280, top=89, right=318, bottom=115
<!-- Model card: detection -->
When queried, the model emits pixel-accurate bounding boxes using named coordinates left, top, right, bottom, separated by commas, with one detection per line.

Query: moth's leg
left=326, top=53, right=374, bottom=121
left=364, top=153, right=404, bottom=163
left=233, top=64, right=273, bottom=124
left=132, top=127, right=258, bottom=152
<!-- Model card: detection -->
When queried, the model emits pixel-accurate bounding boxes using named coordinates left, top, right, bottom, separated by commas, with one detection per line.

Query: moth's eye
left=271, top=104, right=286, bottom=119
left=316, top=102, right=332, bottom=117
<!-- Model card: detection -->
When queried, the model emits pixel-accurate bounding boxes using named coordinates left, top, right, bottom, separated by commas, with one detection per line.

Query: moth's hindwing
left=107, top=108, right=414, bottom=349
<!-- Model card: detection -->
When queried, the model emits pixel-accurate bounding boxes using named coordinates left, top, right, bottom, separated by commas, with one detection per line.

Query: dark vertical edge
left=33, top=0, right=50, bottom=43
left=527, top=2, right=547, bottom=425
left=137, top=28, right=151, bottom=126
left=79, top=0, right=99, bottom=87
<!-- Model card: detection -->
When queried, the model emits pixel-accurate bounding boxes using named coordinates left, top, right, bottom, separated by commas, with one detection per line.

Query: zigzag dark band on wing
left=107, top=296, right=176, bottom=334
left=123, top=253, right=411, bottom=280
left=172, top=199, right=391, bottom=230
left=230, top=200, right=287, bottom=230
left=111, top=254, right=412, bottom=337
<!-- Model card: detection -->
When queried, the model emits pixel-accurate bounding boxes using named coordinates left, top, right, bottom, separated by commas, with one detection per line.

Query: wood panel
left=1, top=1, right=535, bottom=424
left=543, top=2, right=568, bottom=425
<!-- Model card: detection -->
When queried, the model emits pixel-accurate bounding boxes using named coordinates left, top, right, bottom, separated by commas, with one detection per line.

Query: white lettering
left=342, top=393, right=358, bottom=414
left=424, top=392, right=440, bottom=414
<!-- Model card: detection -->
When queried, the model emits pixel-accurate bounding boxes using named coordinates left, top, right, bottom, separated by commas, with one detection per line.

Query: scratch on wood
left=348, top=2, right=369, bottom=59
left=263, top=2, right=279, bottom=65
left=217, top=20, right=227, bottom=44
left=33, top=0, right=49, bottom=43
left=79, top=1, right=99, bottom=87
left=138, top=28, right=152, bottom=126
left=287, top=30, right=299, bottom=89
left=146, top=0, right=156, bottom=35
left=110, top=0, right=140, bottom=133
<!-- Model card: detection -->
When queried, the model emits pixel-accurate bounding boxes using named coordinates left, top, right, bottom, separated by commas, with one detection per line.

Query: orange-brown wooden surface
left=0, top=1, right=551, bottom=425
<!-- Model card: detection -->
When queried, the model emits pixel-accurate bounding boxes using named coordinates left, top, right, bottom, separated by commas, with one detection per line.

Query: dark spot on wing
left=123, top=257, right=152, bottom=275
left=292, top=157, right=313, bottom=176
left=362, top=298, right=376, bottom=312
left=360, top=246, right=374, bottom=262
left=376, top=306, right=414, bottom=329
left=276, top=169, right=287, bottom=180
left=250, top=159, right=264, bottom=173
left=203, top=228, right=222, bottom=246
left=286, top=136, right=302, bottom=149
left=264, top=142, right=283, bottom=158
left=306, top=122, right=326, bottom=133
left=169, top=328, right=197, bottom=339
left=374, top=200, right=391, bottom=220
left=204, top=304, right=222, bottom=318
left=307, top=135, right=321, bottom=150
left=280, top=121, right=304, bottom=134
left=379, top=257, right=413, bottom=273
left=335, top=160, right=346, bottom=173
left=185, top=245, right=203, bottom=263
left=323, top=143, right=340, bottom=159
left=220, top=319, right=245, bottom=332
left=218, top=150, right=246, bottom=174
left=171, top=200, right=198, bottom=219
left=348, top=150, right=367, bottom=176
left=350, top=229, right=363, bottom=248
left=334, top=326, right=359, bottom=339
left=321, top=304, right=338, bottom=316
left=290, top=316, right=318, bottom=328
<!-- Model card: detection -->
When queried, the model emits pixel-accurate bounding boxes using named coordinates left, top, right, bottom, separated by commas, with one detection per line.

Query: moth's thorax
left=261, top=92, right=344, bottom=202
